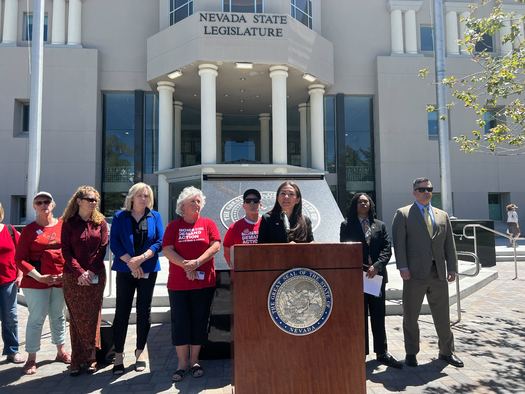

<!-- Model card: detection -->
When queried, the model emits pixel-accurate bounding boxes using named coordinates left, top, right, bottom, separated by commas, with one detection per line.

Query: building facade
left=1, top=0, right=524, bottom=225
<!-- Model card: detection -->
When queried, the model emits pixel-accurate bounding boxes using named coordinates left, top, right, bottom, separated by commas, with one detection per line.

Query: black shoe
left=439, top=353, right=464, bottom=368
left=405, top=354, right=418, bottom=367
left=376, top=352, right=403, bottom=369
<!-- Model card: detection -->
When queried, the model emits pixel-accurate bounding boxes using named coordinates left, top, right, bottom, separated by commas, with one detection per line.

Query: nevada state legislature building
left=1, top=0, right=524, bottom=235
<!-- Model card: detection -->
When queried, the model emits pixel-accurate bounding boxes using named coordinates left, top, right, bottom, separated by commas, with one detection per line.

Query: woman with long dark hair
left=257, top=181, right=313, bottom=244
left=340, top=192, right=401, bottom=368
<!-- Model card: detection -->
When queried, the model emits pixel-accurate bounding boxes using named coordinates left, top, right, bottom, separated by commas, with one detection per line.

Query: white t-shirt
left=507, top=210, right=519, bottom=224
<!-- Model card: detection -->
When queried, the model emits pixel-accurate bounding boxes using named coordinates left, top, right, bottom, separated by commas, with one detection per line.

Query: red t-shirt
left=0, top=224, right=19, bottom=285
left=162, top=216, right=221, bottom=291
left=223, top=217, right=261, bottom=248
left=15, top=220, right=65, bottom=289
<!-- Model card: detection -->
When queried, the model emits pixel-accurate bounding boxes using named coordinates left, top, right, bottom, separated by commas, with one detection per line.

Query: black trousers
left=364, top=280, right=388, bottom=356
left=168, top=287, right=215, bottom=346
left=112, top=271, right=157, bottom=353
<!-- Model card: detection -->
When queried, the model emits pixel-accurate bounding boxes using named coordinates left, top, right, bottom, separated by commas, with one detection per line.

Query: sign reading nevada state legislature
left=200, top=12, right=287, bottom=37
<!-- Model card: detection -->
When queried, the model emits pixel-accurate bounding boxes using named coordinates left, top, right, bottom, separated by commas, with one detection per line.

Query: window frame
left=223, top=0, right=263, bottom=13
left=290, top=0, right=312, bottom=29
left=13, top=99, right=30, bottom=137
left=22, top=12, right=49, bottom=42
left=169, top=0, right=194, bottom=26
left=427, top=106, right=451, bottom=140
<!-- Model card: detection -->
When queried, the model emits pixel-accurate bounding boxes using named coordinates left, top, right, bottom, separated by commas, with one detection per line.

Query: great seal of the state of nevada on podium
left=268, top=268, right=333, bottom=336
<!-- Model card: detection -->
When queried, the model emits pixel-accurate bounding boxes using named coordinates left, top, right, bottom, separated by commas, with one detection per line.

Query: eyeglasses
left=279, top=192, right=297, bottom=198
left=415, top=187, right=433, bottom=193
left=34, top=200, right=51, bottom=206
left=244, top=198, right=260, bottom=204
left=81, top=197, right=98, bottom=203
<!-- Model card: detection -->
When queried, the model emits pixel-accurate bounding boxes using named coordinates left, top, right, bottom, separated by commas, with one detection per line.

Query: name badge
left=196, top=271, right=205, bottom=280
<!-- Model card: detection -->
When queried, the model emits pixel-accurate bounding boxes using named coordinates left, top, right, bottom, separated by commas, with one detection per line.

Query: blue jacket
left=110, top=209, right=164, bottom=273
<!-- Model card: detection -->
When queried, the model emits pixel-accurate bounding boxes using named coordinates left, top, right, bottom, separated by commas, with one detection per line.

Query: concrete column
left=2, top=0, right=18, bottom=45
left=459, top=11, right=469, bottom=54
left=259, top=113, right=270, bottom=163
left=390, top=9, right=404, bottom=54
left=173, top=101, right=183, bottom=168
left=404, top=9, right=418, bottom=54
left=0, top=0, right=2, bottom=42
left=501, top=18, right=513, bottom=55
left=269, top=65, right=288, bottom=164
left=216, top=113, right=223, bottom=163
left=51, top=0, right=66, bottom=45
left=198, top=64, right=218, bottom=164
left=67, top=0, right=82, bottom=46
left=308, top=84, right=325, bottom=172
left=446, top=10, right=460, bottom=55
left=157, top=81, right=175, bottom=222
left=298, top=103, right=308, bottom=168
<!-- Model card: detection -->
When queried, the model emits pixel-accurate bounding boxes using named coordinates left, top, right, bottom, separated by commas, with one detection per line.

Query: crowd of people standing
left=1, top=176, right=494, bottom=385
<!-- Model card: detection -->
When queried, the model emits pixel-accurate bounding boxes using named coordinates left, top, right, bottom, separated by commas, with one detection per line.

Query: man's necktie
left=424, top=206, right=433, bottom=236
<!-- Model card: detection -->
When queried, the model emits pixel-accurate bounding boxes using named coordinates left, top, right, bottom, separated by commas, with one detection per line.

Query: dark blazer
left=257, top=212, right=314, bottom=243
left=110, top=209, right=164, bottom=273
left=392, top=203, right=457, bottom=280
left=340, top=218, right=392, bottom=283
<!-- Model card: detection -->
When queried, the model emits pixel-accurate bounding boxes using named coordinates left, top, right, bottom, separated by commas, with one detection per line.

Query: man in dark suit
left=341, top=193, right=402, bottom=368
left=392, top=177, right=463, bottom=368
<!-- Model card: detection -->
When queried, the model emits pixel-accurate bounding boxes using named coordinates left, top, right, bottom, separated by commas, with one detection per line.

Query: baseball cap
left=243, top=188, right=261, bottom=201
left=33, top=191, right=54, bottom=201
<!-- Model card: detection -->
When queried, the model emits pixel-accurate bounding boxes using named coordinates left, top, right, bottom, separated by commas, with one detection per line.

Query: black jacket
left=258, top=212, right=314, bottom=244
left=339, top=218, right=392, bottom=283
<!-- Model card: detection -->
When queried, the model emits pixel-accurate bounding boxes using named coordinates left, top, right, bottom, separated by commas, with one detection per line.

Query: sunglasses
left=415, top=187, right=433, bottom=193
left=34, top=200, right=51, bottom=206
left=244, top=198, right=260, bottom=204
left=81, top=197, right=98, bottom=203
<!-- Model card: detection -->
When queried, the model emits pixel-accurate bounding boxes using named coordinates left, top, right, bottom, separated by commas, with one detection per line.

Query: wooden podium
left=232, top=243, right=365, bottom=394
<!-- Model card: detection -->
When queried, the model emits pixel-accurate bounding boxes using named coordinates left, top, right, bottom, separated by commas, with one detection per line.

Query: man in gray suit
left=392, top=177, right=463, bottom=368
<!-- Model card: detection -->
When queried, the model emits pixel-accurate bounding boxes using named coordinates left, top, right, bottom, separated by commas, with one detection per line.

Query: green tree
left=422, top=0, right=525, bottom=154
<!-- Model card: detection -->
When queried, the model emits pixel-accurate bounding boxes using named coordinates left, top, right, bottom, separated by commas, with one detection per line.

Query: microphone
left=281, top=211, right=290, bottom=234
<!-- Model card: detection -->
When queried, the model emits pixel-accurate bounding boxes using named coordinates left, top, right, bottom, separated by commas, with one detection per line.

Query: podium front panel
left=233, top=243, right=365, bottom=394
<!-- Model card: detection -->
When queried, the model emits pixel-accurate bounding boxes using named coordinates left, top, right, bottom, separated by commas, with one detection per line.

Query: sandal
left=22, top=359, right=37, bottom=375
left=172, top=369, right=186, bottom=382
left=190, top=363, right=204, bottom=378
left=135, top=349, right=146, bottom=372
left=55, top=352, right=72, bottom=364
left=112, top=363, right=125, bottom=375
left=87, top=361, right=97, bottom=374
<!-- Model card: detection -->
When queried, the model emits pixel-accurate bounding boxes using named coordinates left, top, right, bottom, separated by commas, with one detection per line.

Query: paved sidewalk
left=1, top=261, right=523, bottom=393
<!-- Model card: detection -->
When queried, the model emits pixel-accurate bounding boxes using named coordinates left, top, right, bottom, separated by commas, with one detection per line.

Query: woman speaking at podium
left=258, top=181, right=313, bottom=244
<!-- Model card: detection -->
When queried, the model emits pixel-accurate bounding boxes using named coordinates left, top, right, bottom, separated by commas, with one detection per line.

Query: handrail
left=460, top=223, right=524, bottom=280
left=453, top=251, right=480, bottom=324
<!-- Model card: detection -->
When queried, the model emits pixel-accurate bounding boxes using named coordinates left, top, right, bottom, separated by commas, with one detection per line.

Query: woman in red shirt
left=61, top=186, right=108, bottom=376
left=163, top=186, right=220, bottom=383
left=15, top=192, right=71, bottom=375
left=0, top=202, right=23, bottom=364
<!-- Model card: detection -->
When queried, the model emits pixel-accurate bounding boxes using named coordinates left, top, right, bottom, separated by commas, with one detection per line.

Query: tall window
left=13, top=99, right=30, bottom=136
left=344, top=96, right=375, bottom=194
left=170, top=0, right=193, bottom=26
left=482, top=108, right=505, bottom=134
left=324, top=96, right=336, bottom=173
left=223, top=0, right=263, bottom=13
left=427, top=110, right=438, bottom=138
left=420, top=25, right=434, bottom=52
left=291, top=0, right=312, bottom=29
left=23, top=13, right=49, bottom=42
left=488, top=193, right=502, bottom=220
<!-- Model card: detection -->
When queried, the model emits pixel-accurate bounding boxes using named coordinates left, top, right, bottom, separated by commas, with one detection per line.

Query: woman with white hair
left=162, top=186, right=221, bottom=383
left=110, top=182, right=164, bottom=375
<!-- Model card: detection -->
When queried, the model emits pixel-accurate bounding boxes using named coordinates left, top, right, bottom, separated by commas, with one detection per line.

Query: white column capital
left=157, top=81, right=175, bottom=92
left=259, top=113, right=271, bottom=120
left=216, top=112, right=223, bottom=119
left=387, top=0, right=422, bottom=12
left=269, top=65, right=289, bottom=78
left=198, top=63, right=218, bottom=77
left=174, top=100, right=183, bottom=110
left=298, top=103, right=308, bottom=112
left=308, top=84, right=325, bottom=95
left=445, top=2, right=473, bottom=13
